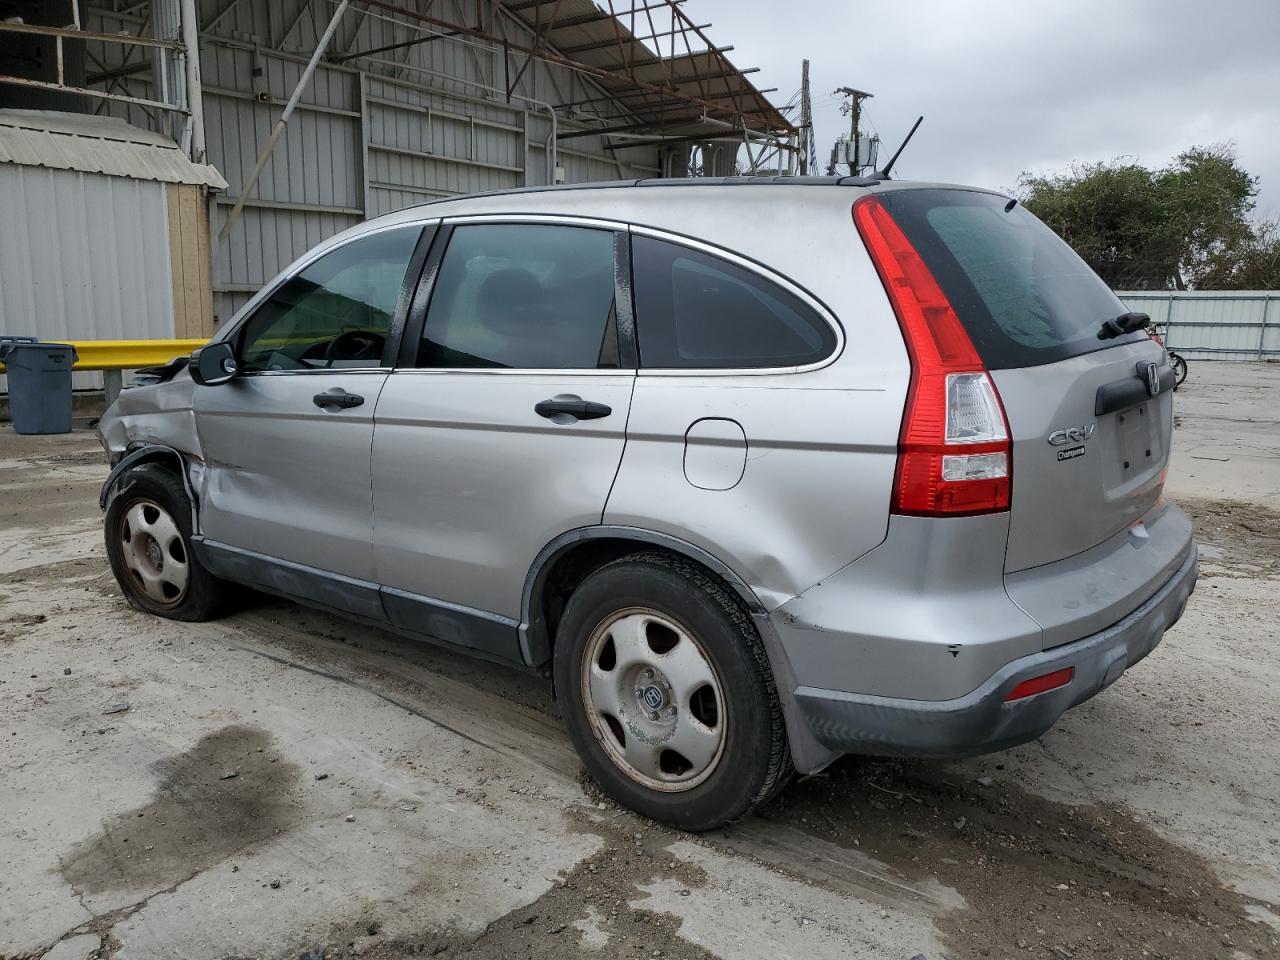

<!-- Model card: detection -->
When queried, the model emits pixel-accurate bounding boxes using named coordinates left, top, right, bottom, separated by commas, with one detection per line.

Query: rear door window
left=875, top=188, right=1148, bottom=368
left=631, top=236, right=837, bottom=369
left=418, top=224, right=618, bottom=369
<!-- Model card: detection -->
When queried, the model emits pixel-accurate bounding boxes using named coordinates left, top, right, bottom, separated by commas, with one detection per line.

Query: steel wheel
left=581, top=606, right=727, bottom=792
left=118, top=498, right=189, bottom=608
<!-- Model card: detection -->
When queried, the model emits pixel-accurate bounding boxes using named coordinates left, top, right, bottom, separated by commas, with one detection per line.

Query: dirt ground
left=2, top=363, right=1278, bottom=960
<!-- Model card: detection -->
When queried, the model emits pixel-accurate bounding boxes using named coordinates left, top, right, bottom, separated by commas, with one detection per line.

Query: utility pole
left=834, top=86, right=873, bottom=174
left=798, top=59, right=813, bottom=175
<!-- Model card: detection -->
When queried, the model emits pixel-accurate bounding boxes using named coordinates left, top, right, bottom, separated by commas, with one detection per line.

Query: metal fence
left=1116, top=291, right=1280, bottom=361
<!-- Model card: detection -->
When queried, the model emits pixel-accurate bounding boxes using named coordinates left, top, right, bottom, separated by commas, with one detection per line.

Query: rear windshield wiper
left=1097, top=311, right=1149, bottom=340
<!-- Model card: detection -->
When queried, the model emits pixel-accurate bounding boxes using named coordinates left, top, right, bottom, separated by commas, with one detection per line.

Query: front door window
left=238, top=226, right=421, bottom=372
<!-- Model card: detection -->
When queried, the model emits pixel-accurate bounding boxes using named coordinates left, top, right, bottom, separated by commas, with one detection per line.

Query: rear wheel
left=105, top=463, right=232, bottom=621
left=554, top=552, right=791, bottom=831
left=1171, top=352, right=1188, bottom=389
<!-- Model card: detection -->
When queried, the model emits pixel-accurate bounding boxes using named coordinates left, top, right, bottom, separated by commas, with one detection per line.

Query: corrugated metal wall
left=87, top=0, right=663, bottom=326
left=0, top=165, right=173, bottom=391
left=1117, top=291, right=1280, bottom=360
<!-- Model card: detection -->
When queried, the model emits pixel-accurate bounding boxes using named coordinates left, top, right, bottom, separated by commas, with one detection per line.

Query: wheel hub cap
left=118, top=498, right=189, bottom=607
left=581, top=607, right=726, bottom=793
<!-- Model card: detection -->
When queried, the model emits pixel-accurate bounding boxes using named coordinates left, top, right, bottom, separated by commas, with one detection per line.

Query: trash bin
left=0, top=337, right=78, bottom=435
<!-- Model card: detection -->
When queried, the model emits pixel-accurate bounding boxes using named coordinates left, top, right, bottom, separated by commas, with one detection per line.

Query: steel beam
left=331, top=28, right=464, bottom=63
left=214, top=195, right=365, bottom=216
left=179, top=0, right=207, bottom=162
left=201, top=0, right=246, bottom=31
left=558, top=23, right=711, bottom=56
left=0, top=74, right=187, bottom=112
left=85, top=61, right=151, bottom=85
left=218, top=0, right=351, bottom=243
left=506, top=0, right=683, bottom=20
left=593, top=45, right=731, bottom=75
left=0, top=20, right=184, bottom=49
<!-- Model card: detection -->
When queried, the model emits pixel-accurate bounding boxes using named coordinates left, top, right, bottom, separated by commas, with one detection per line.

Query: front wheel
left=554, top=552, right=791, bottom=831
left=1171, top=352, right=1188, bottom=389
left=104, top=463, right=233, bottom=621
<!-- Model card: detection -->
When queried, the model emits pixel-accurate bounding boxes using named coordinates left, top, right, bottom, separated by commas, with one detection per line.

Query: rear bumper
left=791, top=545, right=1197, bottom=758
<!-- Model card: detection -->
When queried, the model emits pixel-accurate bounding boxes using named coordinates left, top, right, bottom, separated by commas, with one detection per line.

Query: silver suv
left=98, top=178, right=1198, bottom=830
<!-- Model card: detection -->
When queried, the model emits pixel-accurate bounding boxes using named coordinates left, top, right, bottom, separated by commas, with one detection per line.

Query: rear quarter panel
left=601, top=191, right=909, bottom=610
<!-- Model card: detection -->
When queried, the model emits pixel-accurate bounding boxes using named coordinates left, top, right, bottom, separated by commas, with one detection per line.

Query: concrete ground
left=1, top=362, right=1277, bottom=960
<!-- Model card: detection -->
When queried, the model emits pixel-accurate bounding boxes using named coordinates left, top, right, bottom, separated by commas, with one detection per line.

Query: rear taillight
left=853, top=196, right=1012, bottom=516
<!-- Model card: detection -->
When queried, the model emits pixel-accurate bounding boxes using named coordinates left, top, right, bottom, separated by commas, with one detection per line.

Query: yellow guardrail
left=0, top=339, right=206, bottom=372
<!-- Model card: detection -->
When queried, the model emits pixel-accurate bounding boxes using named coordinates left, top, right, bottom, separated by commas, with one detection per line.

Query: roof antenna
left=874, top=115, right=923, bottom=180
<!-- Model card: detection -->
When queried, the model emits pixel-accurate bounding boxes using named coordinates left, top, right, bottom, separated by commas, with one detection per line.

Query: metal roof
left=502, top=0, right=792, bottom=136
left=355, top=0, right=794, bottom=145
left=0, top=110, right=227, bottom=188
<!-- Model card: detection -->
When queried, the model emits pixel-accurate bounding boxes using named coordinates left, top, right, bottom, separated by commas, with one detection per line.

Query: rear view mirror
left=189, top=341, right=239, bottom=386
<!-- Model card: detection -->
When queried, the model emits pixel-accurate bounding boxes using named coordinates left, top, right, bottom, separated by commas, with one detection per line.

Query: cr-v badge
left=1049, top=423, right=1094, bottom=463
left=1047, top=424, right=1095, bottom=446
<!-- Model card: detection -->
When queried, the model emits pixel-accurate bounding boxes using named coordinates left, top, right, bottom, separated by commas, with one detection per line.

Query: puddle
left=62, top=725, right=302, bottom=896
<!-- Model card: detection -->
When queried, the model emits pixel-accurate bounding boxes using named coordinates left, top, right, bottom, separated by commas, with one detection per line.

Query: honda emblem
left=1145, top=362, right=1161, bottom=397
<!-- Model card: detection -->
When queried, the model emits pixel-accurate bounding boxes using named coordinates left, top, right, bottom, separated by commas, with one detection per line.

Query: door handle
left=534, top=394, right=612, bottom=421
left=313, top=389, right=364, bottom=410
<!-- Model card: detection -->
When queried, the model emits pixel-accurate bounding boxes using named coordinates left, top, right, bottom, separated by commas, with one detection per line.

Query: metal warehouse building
left=0, top=111, right=225, bottom=343
left=0, top=0, right=795, bottom=345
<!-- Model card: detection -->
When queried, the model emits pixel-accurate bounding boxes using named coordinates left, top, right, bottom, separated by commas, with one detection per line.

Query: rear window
left=876, top=188, right=1147, bottom=368
left=632, top=236, right=837, bottom=369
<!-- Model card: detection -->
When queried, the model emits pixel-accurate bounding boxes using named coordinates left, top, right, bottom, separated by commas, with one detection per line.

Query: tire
left=1171, top=353, right=1188, bottom=389
left=554, top=552, right=792, bottom=831
left=104, top=462, right=232, bottom=622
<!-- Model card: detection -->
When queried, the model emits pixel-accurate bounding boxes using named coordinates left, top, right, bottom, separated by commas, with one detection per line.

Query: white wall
left=1117, top=291, right=1280, bottom=361
left=0, top=165, right=175, bottom=391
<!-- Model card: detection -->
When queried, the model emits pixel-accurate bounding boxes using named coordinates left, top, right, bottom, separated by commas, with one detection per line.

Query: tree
left=1018, top=145, right=1261, bottom=290
left=1197, top=220, right=1280, bottom=290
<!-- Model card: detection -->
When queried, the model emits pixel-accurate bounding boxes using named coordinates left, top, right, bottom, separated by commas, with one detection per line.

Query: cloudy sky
left=691, top=0, right=1280, bottom=218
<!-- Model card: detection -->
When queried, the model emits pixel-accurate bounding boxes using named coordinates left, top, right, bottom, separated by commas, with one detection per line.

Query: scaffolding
left=0, top=0, right=206, bottom=160
left=334, top=0, right=797, bottom=173
left=1, top=1, right=794, bottom=178
left=0, top=20, right=186, bottom=114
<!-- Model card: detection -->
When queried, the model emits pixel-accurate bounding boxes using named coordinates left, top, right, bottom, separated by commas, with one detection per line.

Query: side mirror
left=189, top=341, right=239, bottom=386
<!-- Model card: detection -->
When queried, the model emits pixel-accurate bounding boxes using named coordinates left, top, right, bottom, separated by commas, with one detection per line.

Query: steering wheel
left=322, top=329, right=386, bottom=366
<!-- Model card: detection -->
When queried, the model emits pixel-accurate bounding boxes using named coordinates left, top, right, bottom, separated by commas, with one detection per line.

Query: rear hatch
left=875, top=187, right=1173, bottom=573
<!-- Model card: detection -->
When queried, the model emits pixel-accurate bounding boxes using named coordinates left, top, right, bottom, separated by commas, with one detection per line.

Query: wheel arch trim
left=100, top=444, right=199, bottom=530
left=519, top=525, right=768, bottom=667
left=519, top=525, right=837, bottom=774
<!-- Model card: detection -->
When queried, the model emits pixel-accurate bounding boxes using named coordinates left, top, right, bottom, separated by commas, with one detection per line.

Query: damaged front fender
left=99, top=445, right=203, bottom=536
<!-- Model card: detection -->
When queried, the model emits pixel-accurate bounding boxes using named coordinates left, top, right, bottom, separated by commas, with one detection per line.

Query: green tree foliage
left=1197, top=219, right=1280, bottom=290
left=1018, top=145, right=1277, bottom=290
